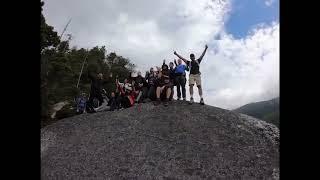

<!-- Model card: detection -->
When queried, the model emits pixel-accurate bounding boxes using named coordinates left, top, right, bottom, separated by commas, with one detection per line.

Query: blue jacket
left=175, top=64, right=187, bottom=75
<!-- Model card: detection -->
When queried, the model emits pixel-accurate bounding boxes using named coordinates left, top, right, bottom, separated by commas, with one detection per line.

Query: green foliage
left=263, top=110, right=279, bottom=128
left=234, top=97, right=279, bottom=128
left=40, top=1, right=135, bottom=126
left=40, top=2, right=60, bottom=52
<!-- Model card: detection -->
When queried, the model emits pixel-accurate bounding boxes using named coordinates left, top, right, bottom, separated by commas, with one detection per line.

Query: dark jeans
left=147, top=86, right=156, bottom=100
left=169, top=86, right=174, bottom=100
left=175, top=75, right=186, bottom=98
left=142, top=87, right=148, bottom=99
left=89, top=91, right=104, bottom=107
left=108, top=96, right=121, bottom=110
left=136, top=87, right=148, bottom=102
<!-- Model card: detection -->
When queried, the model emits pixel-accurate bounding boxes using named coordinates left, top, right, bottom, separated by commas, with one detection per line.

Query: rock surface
left=41, top=101, right=279, bottom=179
left=50, top=101, right=69, bottom=119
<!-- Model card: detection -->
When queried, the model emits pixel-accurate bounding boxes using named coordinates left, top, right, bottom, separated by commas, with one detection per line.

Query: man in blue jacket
left=174, top=59, right=189, bottom=101
left=174, top=45, right=208, bottom=105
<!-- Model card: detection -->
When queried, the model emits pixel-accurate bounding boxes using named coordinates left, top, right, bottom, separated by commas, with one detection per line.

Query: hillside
left=233, top=97, right=279, bottom=127
left=41, top=101, right=279, bottom=179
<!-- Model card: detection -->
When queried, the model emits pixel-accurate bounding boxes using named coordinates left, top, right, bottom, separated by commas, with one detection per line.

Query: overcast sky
left=43, top=0, right=279, bottom=110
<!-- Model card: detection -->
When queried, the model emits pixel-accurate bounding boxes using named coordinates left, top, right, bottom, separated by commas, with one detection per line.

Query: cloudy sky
left=43, top=0, right=279, bottom=110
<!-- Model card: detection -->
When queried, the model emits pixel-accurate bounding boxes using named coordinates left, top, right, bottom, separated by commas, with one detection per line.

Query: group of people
left=76, top=45, right=208, bottom=113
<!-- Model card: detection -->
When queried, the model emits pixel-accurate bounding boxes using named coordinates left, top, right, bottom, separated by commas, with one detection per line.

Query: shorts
left=159, top=85, right=170, bottom=93
left=189, top=73, right=201, bottom=86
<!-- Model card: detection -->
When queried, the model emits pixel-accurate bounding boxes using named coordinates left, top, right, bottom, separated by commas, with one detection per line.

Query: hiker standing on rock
left=168, top=61, right=176, bottom=101
left=174, top=58, right=189, bottom=101
left=87, top=71, right=112, bottom=111
left=174, top=44, right=208, bottom=105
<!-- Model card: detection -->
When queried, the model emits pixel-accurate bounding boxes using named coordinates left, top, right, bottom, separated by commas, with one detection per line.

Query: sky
left=43, top=0, right=279, bottom=110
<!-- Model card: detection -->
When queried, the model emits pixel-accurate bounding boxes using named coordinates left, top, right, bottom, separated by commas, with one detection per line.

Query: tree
left=40, top=1, right=60, bottom=53
left=40, top=1, right=136, bottom=127
left=41, top=1, right=61, bottom=125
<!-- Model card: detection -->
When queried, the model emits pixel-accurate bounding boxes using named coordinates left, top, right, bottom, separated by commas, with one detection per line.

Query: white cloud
left=43, top=0, right=278, bottom=109
left=200, top=23, right=279, bottom=109
left=265, top=0, right=276, bottom=7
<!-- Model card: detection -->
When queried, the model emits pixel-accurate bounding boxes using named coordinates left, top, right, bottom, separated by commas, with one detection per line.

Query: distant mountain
left=233, top=97, right=279, bottom=127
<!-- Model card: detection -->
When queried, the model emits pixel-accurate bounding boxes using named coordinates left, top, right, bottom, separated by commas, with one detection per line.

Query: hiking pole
left=59, top=18, right=72, bottom=41
left=52, top=18, right=72, bottom=52
left=76, top=49, right=89, bottom=88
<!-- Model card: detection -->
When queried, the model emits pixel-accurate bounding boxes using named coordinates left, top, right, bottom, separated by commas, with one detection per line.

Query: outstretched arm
left=198, top=44, right=208, bottom=62
left=174, top=59, right=178, bottom=66
left=185, top=65, right=189, bottom=71
left=174, top=51, right=188, bottom=64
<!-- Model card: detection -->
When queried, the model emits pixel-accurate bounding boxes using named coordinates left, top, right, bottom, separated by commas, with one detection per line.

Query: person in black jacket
left=174, top=44, right=208, bottom=105
left=87, top=71, right=112, bottom=110
left=107, top=91, right=122, bottom=111
left=146, top=68, right=157, bottom=101
left=154, top=64, right=172, bottom=106
left=168, top=62, right=176, bottom=101
left=134, top=71, right=148, bottom=103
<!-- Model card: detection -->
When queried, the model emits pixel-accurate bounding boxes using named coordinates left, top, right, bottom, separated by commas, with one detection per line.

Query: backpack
left=76, top=97, right=87, bottom=113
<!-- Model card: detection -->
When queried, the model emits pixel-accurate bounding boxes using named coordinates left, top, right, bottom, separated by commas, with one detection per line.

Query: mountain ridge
left=233, top=97, right=279, bottom=127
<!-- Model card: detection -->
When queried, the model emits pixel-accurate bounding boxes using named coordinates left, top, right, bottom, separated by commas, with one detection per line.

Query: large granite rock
left=41, top=101, right=279, bottom=179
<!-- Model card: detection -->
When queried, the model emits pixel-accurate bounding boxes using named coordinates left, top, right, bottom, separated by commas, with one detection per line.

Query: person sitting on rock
left=134, top=71, right=148, bottom=103
left=146, top=67, right=158, bottom=101
left=154, top=64, right=172, bottom=106
left=76, top=93, right=87, bottom=114
left=116, top=78, right=135, bottom=108
left=107, top=92, right=121, bottom=111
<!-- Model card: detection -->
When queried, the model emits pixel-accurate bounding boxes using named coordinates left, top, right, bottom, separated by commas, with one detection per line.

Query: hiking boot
left=164, top=99, right=169, bottom=107
left=200, top=98, right=205, bottom=105
left=189, top=97, right=194, bottom=105
left=144, top=98, right=151, bottom=103
left=154, top=99, right=161, bottom=106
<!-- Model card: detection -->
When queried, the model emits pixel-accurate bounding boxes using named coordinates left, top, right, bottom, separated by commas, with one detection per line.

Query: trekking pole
left=76, top=49, right=89, bottom=88
left=59, top=18, right=72, bottom=41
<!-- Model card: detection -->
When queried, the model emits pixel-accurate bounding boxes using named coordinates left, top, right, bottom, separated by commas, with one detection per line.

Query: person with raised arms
left=173, top=45, right=208, bottom=105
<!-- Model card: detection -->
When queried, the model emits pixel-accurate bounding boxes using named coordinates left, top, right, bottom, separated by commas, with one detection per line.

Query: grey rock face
left=41, top=101, right=279, bottom=179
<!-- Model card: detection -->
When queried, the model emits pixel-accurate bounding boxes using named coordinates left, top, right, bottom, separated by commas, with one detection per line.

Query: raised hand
left=174, top=51, right=177, bottom=55
left=205, top=44, right=208, bottom=49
